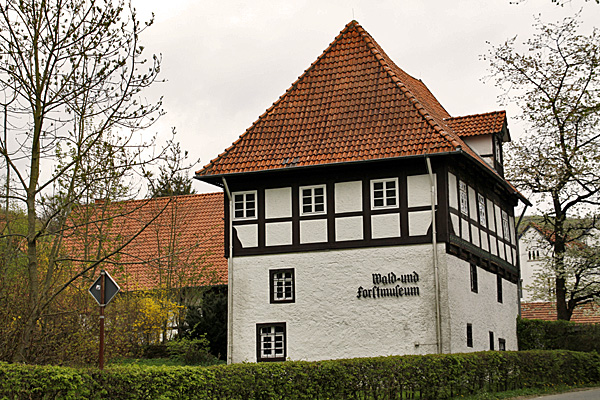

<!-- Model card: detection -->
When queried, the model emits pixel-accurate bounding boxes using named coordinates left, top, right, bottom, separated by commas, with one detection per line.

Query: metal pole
left=99, top=270, right=106, bottom=370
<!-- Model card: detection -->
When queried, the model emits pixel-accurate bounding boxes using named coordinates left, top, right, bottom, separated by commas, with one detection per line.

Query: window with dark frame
left=256, top=323, right=286, bottom=362
left=498, top=338, right=506, bottom=351
left=270, top=268, right=295, bottom=304
left=477, top=194, right=487, bottom=227
left=501, top=210, right=510, bottom=241
left=467, top=323, right=473, bottom=348
left=233, top=191, right=257, bottom=220
left=489, top=331, right=494, bottom=350
left=300, top=185, right=326, bottom=215
left=470, top=263, right=478, bottom=293
left=371, top=178, right=398, bottom=209
left=459, top=181, right=468, bottom=216
left=497, top=275, right=503, bottom=303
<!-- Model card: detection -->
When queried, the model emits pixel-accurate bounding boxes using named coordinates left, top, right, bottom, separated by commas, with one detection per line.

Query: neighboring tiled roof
left=196, top=20, right=489, bottom=178
left=521, top=302, right=600, bottom=324
left=64, top=193, right=226, bottom=291
left=444, top=111, right=506, bottom=138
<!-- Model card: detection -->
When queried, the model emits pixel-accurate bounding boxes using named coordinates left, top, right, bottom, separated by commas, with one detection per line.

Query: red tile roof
left=64, top=193, right=226, bottom=291
left=445, top=111, right=507, bottom=138
left=196, top=20, right=492, bottom=178
left=521, top=302, right=600, bottom=324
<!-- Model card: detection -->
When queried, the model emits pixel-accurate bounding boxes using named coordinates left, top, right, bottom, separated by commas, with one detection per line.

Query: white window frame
left=232, top=190, right=257, bottom=221
left=371, top=178, right=399, bottom=210
left=257, top=323, right=286, bottom=362
left=459, top=181, right=468, bottom=216
left=270, top=268, right=295, bottom=303
left=478, top=194, right=487, bottom=228
left=300, top=185, right=326, bottom=216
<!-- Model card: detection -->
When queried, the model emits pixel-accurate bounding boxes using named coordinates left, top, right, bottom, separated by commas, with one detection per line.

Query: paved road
left=530, top=387, right=600, bottom=399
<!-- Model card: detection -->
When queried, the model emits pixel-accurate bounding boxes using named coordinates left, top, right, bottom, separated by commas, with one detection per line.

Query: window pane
left=387, top=198, right=396, bottom=206
left=374, top=199, right=384, bottom=207
left=314, top=187, right=323, bottom=196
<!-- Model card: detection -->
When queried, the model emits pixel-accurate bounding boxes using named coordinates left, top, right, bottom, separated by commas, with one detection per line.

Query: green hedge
left=518, top=317, right=600, bottom=352
left=1, top=350, right=599, bottom=399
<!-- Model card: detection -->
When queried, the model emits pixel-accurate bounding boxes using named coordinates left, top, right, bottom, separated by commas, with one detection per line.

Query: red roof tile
left=196, top=21, right=488, bottom=177
left=445, top=111, right=507, bottom=138
left=64, top=193, right=226, bottom=291
left=521, top=302, right=600, bottom=324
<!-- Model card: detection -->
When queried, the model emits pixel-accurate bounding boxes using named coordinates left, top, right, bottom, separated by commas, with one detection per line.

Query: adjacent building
left=196, top=21, right=528, bottom=363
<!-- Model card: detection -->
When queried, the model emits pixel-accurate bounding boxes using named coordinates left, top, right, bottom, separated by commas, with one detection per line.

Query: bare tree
left=0, top=0, right=169, bottom=361
left=485, top=14, right=600, bottom=320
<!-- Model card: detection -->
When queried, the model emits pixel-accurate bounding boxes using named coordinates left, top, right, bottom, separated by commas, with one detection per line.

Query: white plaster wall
left=266, top=222, right=292, bottom=246
left=494, top=205, right=502, bottom=237
left=446, top=256, right=519, bottom=352
left=461, top=219, right=470, bottom=241
left=519, top=229, right=549, bottom=301
left=451, top=214, right=460, bottom=236
left=335, top=216, right=363, bottom=241
left=480, top=231, right=489, bottom=252
left=230, top=244, right=445, bottom=363
left=486, top=199, right=496, bottom=232
left=468, top=187, right=477, bottom=221
left=448, top=173, right=458, bottom=210
left=335, top=181, right=362, bottom=213
left=371, top=213, right=400, bottom=239
left=408, top=211, right=431, bottom=236
left=470, top=225, right=480, bottom=247
left=300, top=219, right=328, bottom=244
left=265, top=188, right=292, bottom=219
left=462, top=135, right=493, bottom=158
left=235, top=225, right=258, bottom=248
left=407, top=174, right=437, bottom=208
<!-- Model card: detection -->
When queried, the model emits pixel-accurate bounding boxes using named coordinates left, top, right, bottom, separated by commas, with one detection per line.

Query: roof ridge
left=352, top=23, right=464, bottom=152
left=93, top=192, right=223, bottom=207
left=444, top=110, right=506, bottom=121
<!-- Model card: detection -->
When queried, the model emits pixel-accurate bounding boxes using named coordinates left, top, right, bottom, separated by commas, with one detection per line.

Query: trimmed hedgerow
left=518, top=317, right=600, bottom=352
left=0, top=350, right=599, bottom=399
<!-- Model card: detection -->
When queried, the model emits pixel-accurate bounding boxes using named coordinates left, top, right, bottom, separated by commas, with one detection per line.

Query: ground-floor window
left=489, top=331, right=495, bottom=350
left=467, top=323, right=473, bottom=348
left=256, top=322, right=286, bottom=362
left=498, top=338, right=506, bottom=351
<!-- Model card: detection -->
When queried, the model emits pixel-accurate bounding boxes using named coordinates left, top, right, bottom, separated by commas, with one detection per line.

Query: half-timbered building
left=196, top=21, right=528, bottom=363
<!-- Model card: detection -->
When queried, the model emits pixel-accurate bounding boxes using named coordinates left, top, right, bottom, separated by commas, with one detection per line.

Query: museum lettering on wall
left=357, top=271, right=420, bottom=299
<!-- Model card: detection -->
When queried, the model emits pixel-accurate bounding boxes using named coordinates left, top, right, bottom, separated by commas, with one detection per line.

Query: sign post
left=89, top=270, right=120, bottom=370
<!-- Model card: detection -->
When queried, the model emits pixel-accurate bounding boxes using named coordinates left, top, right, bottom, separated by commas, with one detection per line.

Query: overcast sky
left=130, top=0, right=600, bottom=193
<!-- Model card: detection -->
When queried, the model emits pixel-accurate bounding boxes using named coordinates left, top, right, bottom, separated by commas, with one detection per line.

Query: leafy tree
left=486, top=15, right=600, bottom=320
left=183, top=286, right=227, bottom=359
left=147, top=141, right=198, bottom=198
left=0, top=0, right=170, bottom=362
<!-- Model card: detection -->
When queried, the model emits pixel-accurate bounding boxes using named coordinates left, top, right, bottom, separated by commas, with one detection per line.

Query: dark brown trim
left=269, top=268, right=295, bottom=304
left=256, top=322, right=286, bottom=362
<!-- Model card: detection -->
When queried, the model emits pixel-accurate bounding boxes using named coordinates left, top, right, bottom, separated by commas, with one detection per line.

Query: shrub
left=518, top=317, right=600, bottom=352
left=166, top=336, right=217, bottom=365
left=0, top=350, right=599, bottom=399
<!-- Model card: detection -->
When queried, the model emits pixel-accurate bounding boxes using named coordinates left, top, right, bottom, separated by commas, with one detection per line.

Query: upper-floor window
left=501, top=211, right=510, bottom=241
left=270, top=268, right=295, bottom=303
left=470, top=263, right=478, bottom=293
left=478, top=194, right=487, bottom=227
left=371, top=178, right=398, bottom=209
left=459, top=181, right=468, bottom=216
left=233, top=191, right=257, bottom=220
left=300, top=185, right=326, bottom=215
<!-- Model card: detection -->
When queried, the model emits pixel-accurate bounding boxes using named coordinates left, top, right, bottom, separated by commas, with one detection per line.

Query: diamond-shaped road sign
left=89, top=270, right=120, bottom=306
